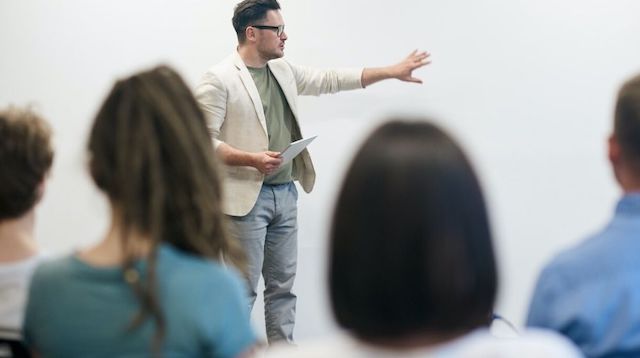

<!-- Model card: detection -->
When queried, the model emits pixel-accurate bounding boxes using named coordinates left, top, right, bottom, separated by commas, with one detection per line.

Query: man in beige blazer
left=195, top=0, right=430, bottom=344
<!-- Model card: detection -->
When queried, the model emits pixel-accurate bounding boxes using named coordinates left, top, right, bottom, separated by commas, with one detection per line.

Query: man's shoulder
left=266, top=58, right=298, bottom=84
left=267, top=58, right=291, bottom=69
left=201, top=54, right=239, bottom=80
left=540, top=226, right=621, bottom=286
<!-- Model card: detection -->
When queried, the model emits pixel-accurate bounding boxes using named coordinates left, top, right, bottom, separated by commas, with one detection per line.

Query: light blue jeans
left=228, top=182, right=298, bottom=344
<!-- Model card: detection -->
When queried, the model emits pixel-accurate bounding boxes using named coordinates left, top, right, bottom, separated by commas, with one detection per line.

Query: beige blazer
left=195, top=52, right=363, bottom=216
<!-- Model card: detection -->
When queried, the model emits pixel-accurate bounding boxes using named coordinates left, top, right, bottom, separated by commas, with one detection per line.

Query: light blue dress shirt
left=527, top=193, right=640, bottom=357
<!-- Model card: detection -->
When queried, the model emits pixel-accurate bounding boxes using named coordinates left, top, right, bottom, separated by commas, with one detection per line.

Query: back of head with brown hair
left=87, top=65, right=245, bottom=352
left=615, top=73, right=640, bottom=173
left=0, top=107, right=54, bottom=221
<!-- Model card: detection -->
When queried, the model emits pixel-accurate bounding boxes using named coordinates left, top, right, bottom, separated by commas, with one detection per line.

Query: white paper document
left=279, top=136, right=317, bottom=164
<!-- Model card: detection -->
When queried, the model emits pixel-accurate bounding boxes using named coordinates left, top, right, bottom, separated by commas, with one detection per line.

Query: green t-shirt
left=247, top=65, right=296, bottom=184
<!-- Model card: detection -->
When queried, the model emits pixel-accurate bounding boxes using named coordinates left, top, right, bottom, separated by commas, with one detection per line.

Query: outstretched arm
left=361, top=50, right=431, bottom=87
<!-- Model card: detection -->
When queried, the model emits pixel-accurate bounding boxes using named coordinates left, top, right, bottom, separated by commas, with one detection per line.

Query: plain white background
left=2, top=0, right=640, bottom=342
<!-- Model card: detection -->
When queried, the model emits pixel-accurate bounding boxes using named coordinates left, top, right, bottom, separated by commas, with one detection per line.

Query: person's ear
left=245, top=26, right=257, bottom=42
left=35, top=178, right=47, bottom=204
left=608, top=133, right=621, bottom=166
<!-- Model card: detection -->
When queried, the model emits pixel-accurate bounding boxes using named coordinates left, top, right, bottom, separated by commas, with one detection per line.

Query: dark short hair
left=329, top=119, right=497, bottom=341
left=232, top=0, right=280, bottom=43
left=0, top=107, right=53, bottom=220
left=615, top=73, right=640, bottom=171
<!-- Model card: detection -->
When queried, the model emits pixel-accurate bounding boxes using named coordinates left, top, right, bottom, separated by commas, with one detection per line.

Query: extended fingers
left=400, top=51, right=431, bottom=73
left=407, top=50, right=429, bottom=60
left=412, top=51, right=431, bottom=65
left=417, top=51, right=430, bottom=59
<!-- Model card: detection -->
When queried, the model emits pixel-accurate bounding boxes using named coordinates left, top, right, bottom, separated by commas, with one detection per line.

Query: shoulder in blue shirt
left=527, top=194, right=640, bottom=357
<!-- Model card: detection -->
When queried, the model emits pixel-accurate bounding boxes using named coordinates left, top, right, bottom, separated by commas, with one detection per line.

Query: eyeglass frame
left=249, top=24, right=285, bottom=37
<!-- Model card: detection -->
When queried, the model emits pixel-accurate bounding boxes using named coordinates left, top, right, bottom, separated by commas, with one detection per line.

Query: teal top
left=247, top=65, right=296, bottom=184
left=24, top=244, right=256, bottom=358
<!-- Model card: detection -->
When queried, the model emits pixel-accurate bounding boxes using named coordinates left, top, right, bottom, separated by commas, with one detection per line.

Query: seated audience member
left=527, top=74, right=640, bottom=357
left=23, top=66, right=256, bottom=357
left=0, top=107, right=53, bottom=335
left=266, top=120, right=581, bottom=357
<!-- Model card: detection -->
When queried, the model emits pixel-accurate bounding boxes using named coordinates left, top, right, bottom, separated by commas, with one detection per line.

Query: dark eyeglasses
left=250, top=25, right=285, bottom=37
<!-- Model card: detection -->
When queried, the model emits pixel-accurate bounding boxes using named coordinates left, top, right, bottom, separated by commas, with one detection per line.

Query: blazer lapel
left=268, top=62, right=299, bottom=121
left=233, top=53, right=268, bottom=136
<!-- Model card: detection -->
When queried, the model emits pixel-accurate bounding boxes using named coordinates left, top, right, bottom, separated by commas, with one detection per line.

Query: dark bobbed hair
left=88, top=65, right=245, bottom=351
left=232, top=0, right=280, bottom=43
left=0, top=107, right=53, bottom=220
left=329, top=119, right=497, bottom=341
left=615, top=73, right=640, bottom=171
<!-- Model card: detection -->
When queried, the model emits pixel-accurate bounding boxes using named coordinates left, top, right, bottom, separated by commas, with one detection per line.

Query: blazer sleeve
left=286, top=61, right=364, bottom=96
left=194, top=72, right=228, bottom=150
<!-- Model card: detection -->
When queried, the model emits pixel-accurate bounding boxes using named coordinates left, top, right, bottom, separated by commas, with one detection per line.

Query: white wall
left=2, top=0, right=640, bottom=342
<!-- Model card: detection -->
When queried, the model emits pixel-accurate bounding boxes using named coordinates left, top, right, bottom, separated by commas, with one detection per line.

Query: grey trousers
left=228, top=182, right=298, bottom=344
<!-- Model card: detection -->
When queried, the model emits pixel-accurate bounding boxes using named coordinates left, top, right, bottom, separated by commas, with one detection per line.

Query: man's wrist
left=385, top=64, right=399, bottom=79
left=247, top=152, right=259, bottom=168
left=216, top=143, right=257, bottom=168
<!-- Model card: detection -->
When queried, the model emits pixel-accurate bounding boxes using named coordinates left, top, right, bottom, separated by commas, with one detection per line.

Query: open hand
left=392, top=50, right=431, bottom=84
